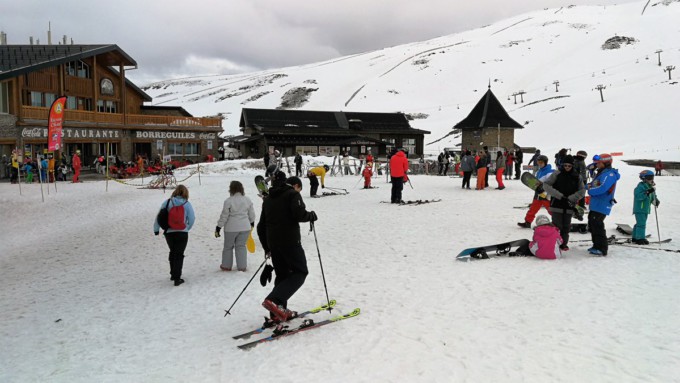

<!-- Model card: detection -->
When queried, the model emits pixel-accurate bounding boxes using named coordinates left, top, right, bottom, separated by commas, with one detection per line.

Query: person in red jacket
left=389, top=149, right=409, bottom=203
left=72, top=150, right=82, bottom=183
left=362, top=162, right=373, bottom=188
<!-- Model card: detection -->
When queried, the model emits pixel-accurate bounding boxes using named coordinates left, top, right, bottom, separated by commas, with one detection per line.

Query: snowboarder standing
left=390, top=149, right=409, bottom=203
left=586, top=153, right=620, bottom=256
left=518, top=155, right=554, bottom=228
left=540, top=155, right=586, bottom=251
left=257, top=170, right=318, bottom=322
left=632, top=170, right=660, bottom=245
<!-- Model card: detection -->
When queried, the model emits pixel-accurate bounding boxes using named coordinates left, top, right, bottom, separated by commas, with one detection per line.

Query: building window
left=65, top=96, right=93, bottom=111
left=44, top=93, right=56, bottom=107
left=185, top=143, right=199, bottom=155
left=318, top=146, right=339, bottom=156
left=168, top=143, right=183, bottom=155
left=0, top=82, right=8, bottom=113
left=30, top=91, right=43, bottom=107
left=97, top=100, right=118, bottom=113
left=295, top=146, right=318, bottom=155
left=65, top=60, right=90, bottom=79
left=403, top=138, right=416, bottom=154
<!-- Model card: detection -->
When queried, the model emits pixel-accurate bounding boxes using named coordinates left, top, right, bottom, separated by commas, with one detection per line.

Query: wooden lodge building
left=0, top=43, right=222, bottom=164
left=453, top=87, right=524, bottom=153
left=229, top=108, right=430, bottom=159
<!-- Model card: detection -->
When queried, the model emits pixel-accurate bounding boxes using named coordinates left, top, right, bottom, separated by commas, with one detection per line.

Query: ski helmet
left=597, top=153, right=613, bottom=164
left=323, top=165, right=330, bottom=171
left=639, top=170, right=654, bottom=180
left=592, top=154, right=600, bottom=162
left=536, top=215, right=551, bottom=226
left=537, top=155, right=549, bottom=164
left=576, top=150, right=587, bottom=158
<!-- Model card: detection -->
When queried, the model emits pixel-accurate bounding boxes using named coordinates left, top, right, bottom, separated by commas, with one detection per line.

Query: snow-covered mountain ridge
left=142, top=0, right=680, bottom=159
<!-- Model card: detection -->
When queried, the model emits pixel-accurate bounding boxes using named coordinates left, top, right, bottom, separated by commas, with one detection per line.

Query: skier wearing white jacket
left=215, top=181, right=256, bottom=271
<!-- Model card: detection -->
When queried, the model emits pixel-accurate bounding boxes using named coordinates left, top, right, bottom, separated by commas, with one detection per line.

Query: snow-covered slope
left=142, top=1, right=680, bottom=159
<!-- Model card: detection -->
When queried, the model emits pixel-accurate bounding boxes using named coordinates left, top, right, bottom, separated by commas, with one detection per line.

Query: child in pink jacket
left=512, top=215, right=563, bottom=259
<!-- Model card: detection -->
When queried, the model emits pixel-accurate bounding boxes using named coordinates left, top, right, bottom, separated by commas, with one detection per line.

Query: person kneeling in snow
left=511, top=215, right=563, bottom=259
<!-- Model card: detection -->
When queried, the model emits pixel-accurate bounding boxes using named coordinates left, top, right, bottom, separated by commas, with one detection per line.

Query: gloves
left=321, top=185, right=325, bottom=188
left=645, top=187, right=655, bottom=195
left=653, top=199, right=660, bottom=207
left=154, top=231, right=159, bottom=236
left=260, top=264, right=274, bottom=287
left=567, top=195, right=580, bottom=205
left=214, top=226, right=221, bottom=238
left=309, top=211, right=318, bottom=222
left=552, top=191, right=565, bottom=200
left=250, top=222, right=255, bottom=228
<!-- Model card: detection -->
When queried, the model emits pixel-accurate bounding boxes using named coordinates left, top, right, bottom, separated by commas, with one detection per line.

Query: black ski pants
left=551, top=210, right=573, bottom=246
left=309, top=175, right=319, bottom=196
left=462, top=171, right=472, bottom=188
left=165, top=231, right=188, bottom=280
left=391, top=176, right=404, bottom=203
left=296, top=164, right=302, bottom=177
left=588, top=211, right=608, bottom=255
left=267, top=243, right=308, bottom=308
left=514, top=162, right=521, bottom=179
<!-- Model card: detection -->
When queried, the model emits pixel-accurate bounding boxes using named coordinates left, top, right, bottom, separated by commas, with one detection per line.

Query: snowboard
left=255, top=175, right=268, bottom=197
left=520, top=171, right=547, bottom=198
left=457, top=239, right=530, bottom=261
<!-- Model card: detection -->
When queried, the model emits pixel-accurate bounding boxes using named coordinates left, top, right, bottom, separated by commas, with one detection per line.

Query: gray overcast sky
left=2, top=0, right=635, bottom=84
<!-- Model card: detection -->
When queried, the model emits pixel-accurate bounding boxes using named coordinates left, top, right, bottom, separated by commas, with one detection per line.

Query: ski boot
left=262, top=299, right=298, bottom=322
left=517, top=221, right=532, bottom=229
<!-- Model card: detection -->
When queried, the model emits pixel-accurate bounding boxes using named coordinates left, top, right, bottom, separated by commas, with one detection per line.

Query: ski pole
left=326, top=186, right=348, bottom=194
left=353, top=175, right=363, bottom=189
left=224, top=257, right=268, bottom=317
left=310, top=221, right=333, bottom=313
left=654, top=202, right=661, bottom=245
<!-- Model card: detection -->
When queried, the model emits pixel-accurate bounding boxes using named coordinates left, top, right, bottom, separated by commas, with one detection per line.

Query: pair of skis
left=233, top=300, right=360, bottom=350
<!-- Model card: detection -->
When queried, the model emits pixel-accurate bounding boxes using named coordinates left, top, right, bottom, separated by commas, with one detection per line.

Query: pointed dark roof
left=454, top=88, right=523, bottom=130
left=0, top=44, right=137, bottom=81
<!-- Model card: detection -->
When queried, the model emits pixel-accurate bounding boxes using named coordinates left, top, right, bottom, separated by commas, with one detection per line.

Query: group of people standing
left=457, top=147, right=524, bottom=191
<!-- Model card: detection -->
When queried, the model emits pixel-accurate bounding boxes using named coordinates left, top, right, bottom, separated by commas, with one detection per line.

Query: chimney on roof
left=48, top=21, right=52, bottom=45
left=63, top=35, right=67, bottom=45
left=30, top=36, right=34, bottom=45
left=0, top=31, right=7, bottom=45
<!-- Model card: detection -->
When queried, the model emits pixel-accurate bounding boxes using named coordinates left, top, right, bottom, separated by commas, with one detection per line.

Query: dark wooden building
left=454, top=87, right=524, bottom=153
left=229, top=108, right=430, bottom=158
left=0, top=44, right=222, bottom=164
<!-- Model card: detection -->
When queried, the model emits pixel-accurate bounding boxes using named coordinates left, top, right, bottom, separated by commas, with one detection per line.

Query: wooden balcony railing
left=21, top=106, right=221, bottom=128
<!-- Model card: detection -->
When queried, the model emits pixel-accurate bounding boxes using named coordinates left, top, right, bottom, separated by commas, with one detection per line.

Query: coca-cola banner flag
left=47, top=96, right=67, bottom=151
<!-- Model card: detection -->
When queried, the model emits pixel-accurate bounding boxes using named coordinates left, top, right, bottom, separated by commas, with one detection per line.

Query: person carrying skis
left=511, top=215, right=563, bottom=259
left=540, top=155, right=586, bottom=251
left=307, top=164, right=329, bottom=197
left=586, top=153, right=620, bottom=256
left=362, top=162, right=373, bottom=189
left=518, top=155, right=554, bottom=228
left=257, top=170, right=318, bottom=322
left=390, top=149, right=409, bottom=203
left=632, top=170, right=660, bottom=245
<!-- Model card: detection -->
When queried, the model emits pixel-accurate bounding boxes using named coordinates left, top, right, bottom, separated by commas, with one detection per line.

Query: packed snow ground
left=1, top=158, right=679, bottom=382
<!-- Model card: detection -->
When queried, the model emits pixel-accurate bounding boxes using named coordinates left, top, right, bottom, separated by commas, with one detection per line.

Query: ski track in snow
left=1, top=159, right=679, bottom=382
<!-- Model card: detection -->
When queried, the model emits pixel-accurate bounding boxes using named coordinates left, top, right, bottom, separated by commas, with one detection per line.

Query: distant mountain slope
left=142, top=1, right=680, bottom=158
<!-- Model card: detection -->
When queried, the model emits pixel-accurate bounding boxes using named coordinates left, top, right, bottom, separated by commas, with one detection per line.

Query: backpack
left=157, top=199, right=171, bottom=231
left=168, top=200, right=187, bottom=230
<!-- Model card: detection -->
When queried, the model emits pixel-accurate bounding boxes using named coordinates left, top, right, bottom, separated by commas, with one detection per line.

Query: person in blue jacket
left=586, top=153, right=620, bottom=256
left=632, top=170, right=660, bottom=245
left=154, top=184, right=196, bottom=286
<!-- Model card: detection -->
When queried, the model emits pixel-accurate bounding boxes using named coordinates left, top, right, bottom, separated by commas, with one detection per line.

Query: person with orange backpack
left=154, top=184, right=196, bottom=286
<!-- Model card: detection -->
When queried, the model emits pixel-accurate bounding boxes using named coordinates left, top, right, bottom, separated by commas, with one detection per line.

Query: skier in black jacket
left=257, top=170, right=318, bottom=322
left=541, top=155, right=586, bottom=250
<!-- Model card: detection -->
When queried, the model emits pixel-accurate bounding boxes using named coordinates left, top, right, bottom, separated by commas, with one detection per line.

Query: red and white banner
left=47, top=96, right=67, bottom=151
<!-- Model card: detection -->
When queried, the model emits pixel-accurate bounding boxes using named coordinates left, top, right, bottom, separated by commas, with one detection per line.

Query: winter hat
left=286, top=176, right=302, bottom=189
left=535, top=215, right=551, bottom=226
left=597, top=153, right=613, bottom=164
left=272, top=170, right=287, bottom=186
left=562, top=155, right=574, bottom=165
left=576, top=150, right=587, bottom=158
left=260, top=264, right=273, bottom=287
